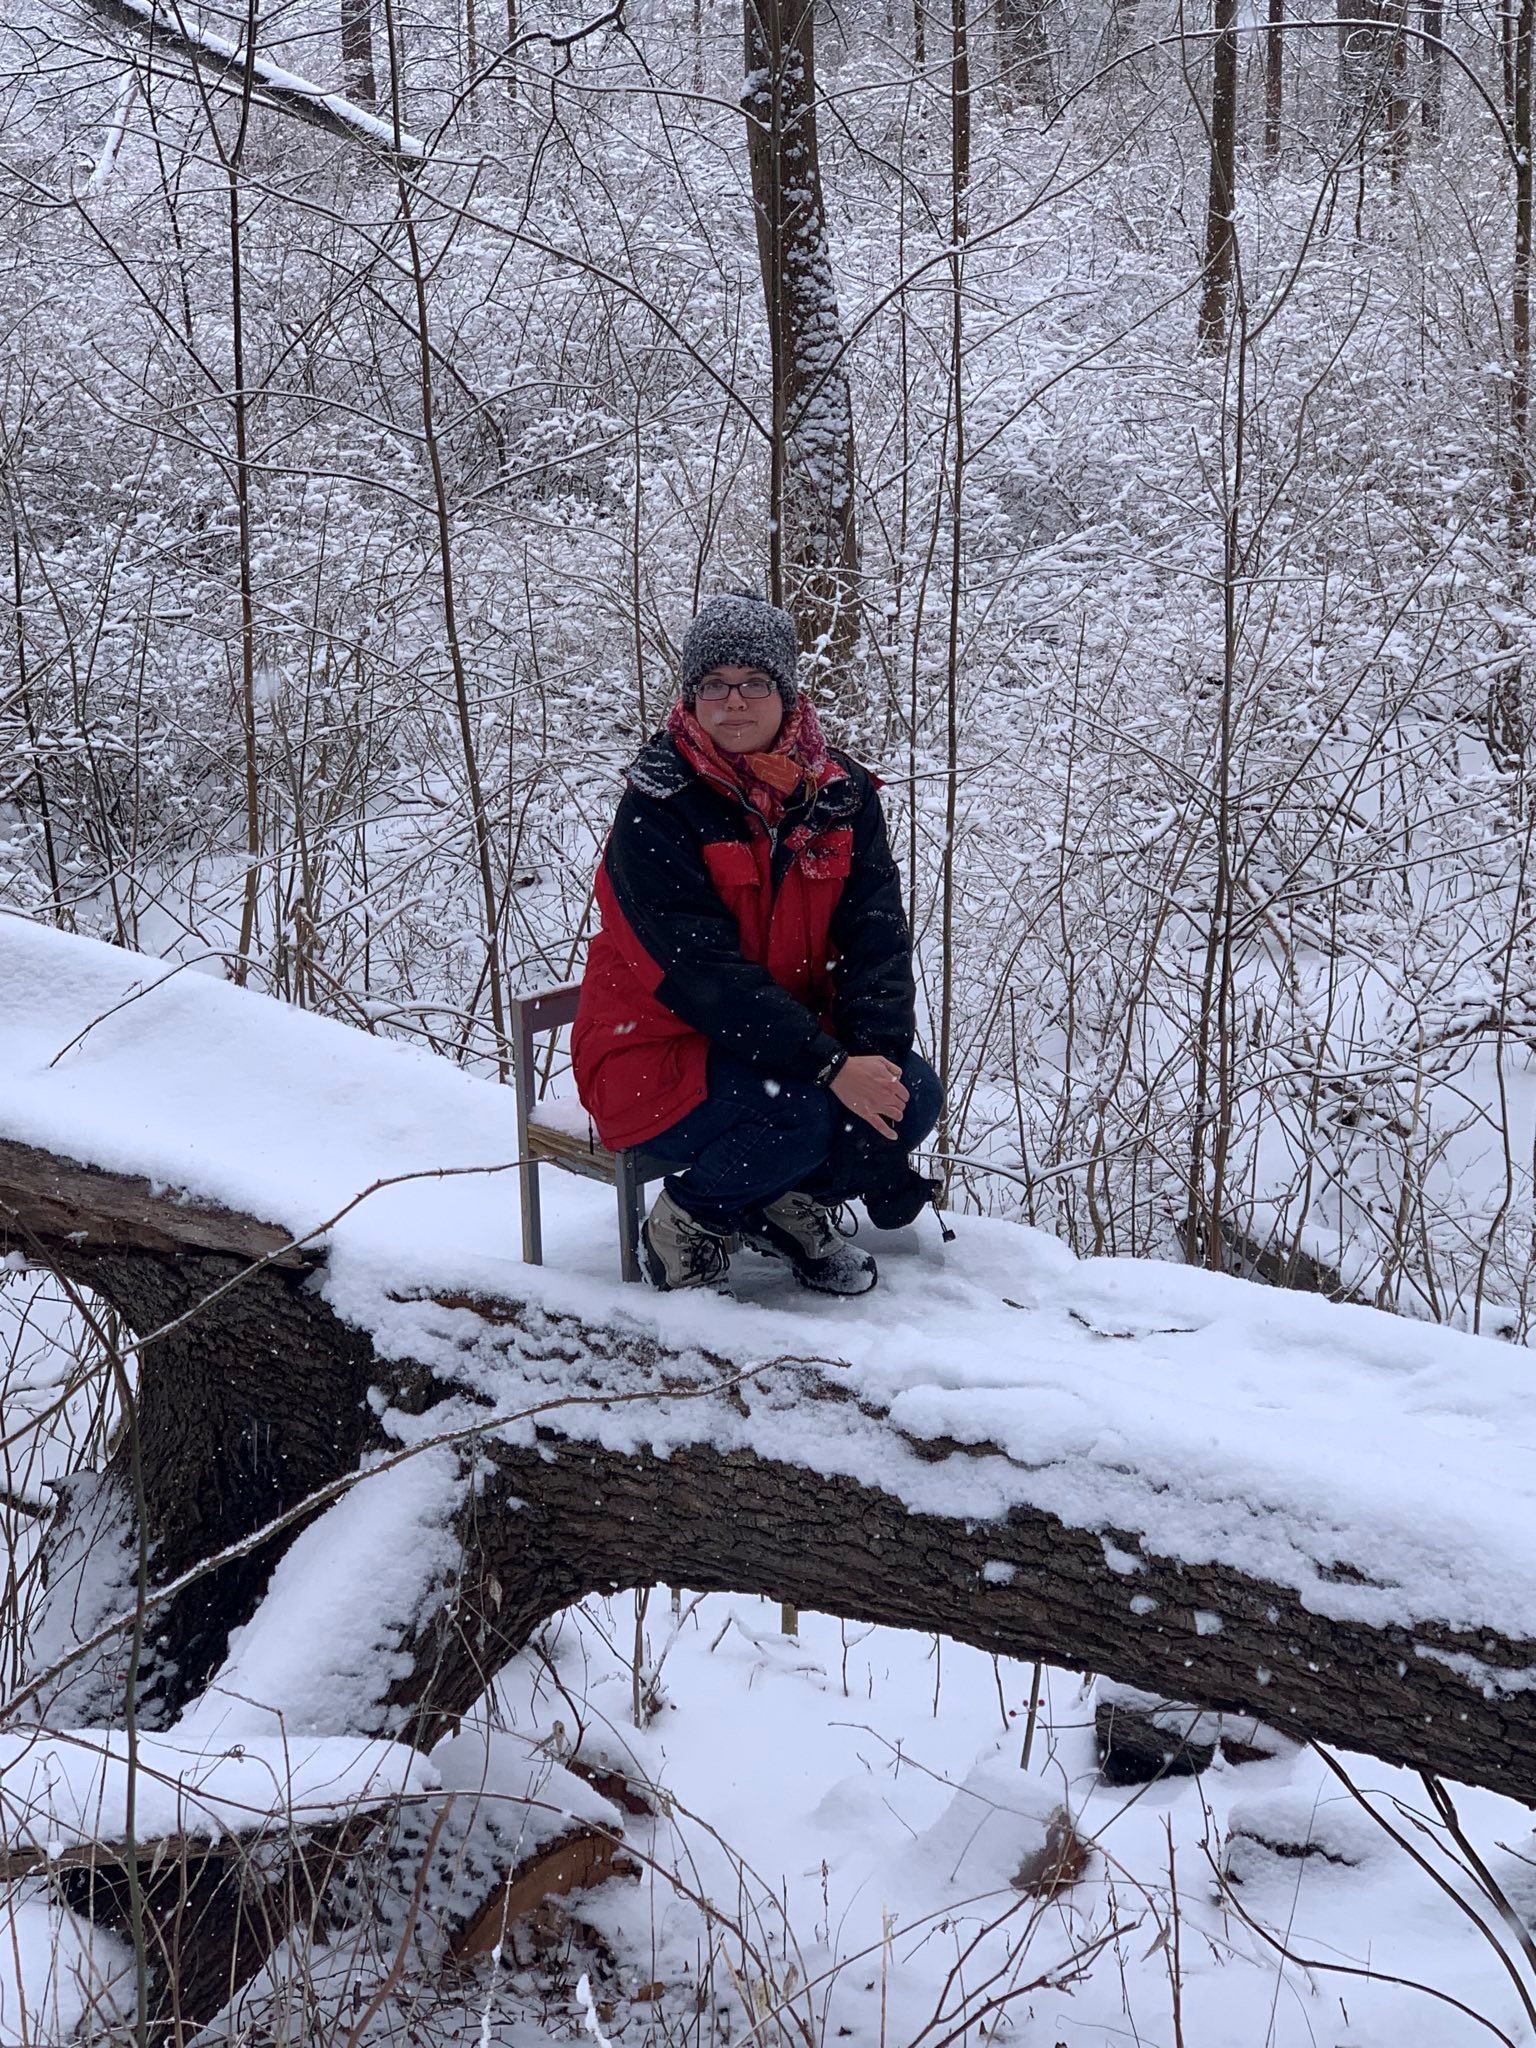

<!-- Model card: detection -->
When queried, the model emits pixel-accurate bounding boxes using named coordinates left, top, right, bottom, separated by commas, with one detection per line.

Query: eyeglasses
left=696, top=676, right=776, bottom=701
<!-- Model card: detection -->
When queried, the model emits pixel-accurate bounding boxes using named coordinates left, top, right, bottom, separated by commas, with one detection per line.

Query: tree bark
left=1337, top=0, right=1388, bottom=131
left=998, top=0, right=1053, bottom=107
left=1386, top=0, right=1412, bottom=182
left=1265, top=0, right=1284, bottom=156
left=742, top=0, right=860, bottom=676
left=341, top=0, right=378, bottom=106
left=7, top=1138, right=1536, bottom=2016
left=1198, top=0, right=1240, bottom=351
left=1420, top=0, right=1443, bottom=129
left=0, top=1141, right=377, bottom=1728
left=1514, top=0, right=1533, bottom=552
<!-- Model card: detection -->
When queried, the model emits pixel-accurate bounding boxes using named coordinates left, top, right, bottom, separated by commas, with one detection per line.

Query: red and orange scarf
left=668, top=695, right=835, bottom=827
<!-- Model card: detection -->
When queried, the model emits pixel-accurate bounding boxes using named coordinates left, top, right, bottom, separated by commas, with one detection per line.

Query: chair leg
left=616, top=1152, right=645, bottom=1283
left=512, top=1001, right=543, bottom=1266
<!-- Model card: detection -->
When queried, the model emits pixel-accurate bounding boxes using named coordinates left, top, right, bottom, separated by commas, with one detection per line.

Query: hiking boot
left=863, top=1168, right=943, bottom=1232
left=744, top=1191, right=878, bottom=1296
left=641, top=1187, right=734, bottom=1291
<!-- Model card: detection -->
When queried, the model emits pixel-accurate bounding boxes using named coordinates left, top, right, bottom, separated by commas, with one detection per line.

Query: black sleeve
left=828, top=776, right=916, bottom=1062
left=606, top=789, right=846, bottom=1083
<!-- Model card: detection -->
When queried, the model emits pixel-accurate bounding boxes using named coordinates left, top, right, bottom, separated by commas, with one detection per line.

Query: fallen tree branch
left=6, top=1137, right=1536, bottom=1796
left=74, top=0, right=428, bottom=159
left=7, top=1134, right=1536, bottom=2020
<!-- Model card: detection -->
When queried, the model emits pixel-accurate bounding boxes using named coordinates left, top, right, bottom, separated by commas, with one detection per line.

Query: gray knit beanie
left=679, top=592, right=799, bottom=706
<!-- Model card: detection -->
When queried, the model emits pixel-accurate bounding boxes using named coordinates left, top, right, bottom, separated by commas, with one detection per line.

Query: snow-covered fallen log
left=6, top=1126, right=1536, bottom=1805
left=4, top=914, right=1536, bottom=2017
left=76, top=0, right=427, bottom=159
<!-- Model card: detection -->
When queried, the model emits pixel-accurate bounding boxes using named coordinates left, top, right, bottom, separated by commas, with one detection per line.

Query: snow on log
left=3, top=917, right=1536, bottom=1805
left=79, top=0, right=427, bottom=159
left=8, top=914, right=1536, bottom=2019
left=5, top=1113, right=1536, bottom=1804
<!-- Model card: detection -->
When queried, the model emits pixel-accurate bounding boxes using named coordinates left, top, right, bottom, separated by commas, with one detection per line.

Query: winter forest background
left=8, top=0, right=1536, bottom=2033
left=11, top=0, right=1536, bottom=1325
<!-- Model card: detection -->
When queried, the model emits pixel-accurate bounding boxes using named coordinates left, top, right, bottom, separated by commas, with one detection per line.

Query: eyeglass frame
left=694, top=674, right=778, bottom=702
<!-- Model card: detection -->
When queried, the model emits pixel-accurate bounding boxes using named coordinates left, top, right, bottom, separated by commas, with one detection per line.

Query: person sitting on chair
left=572, top=591, right=942, bottom=1295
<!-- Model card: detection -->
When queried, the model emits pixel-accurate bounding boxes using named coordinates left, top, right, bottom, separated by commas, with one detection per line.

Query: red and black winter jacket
left=572, top=734, right=915, bottom=1150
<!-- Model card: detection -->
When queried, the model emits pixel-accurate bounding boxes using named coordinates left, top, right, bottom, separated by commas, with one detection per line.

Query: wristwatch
left=815, top=1048, right=849, bottom=1088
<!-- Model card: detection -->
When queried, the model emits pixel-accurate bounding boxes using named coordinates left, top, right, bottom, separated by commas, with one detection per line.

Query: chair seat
left=526, top=1103, right=666, bottom=1190
left=526, top=1102, right=613, bottom=1185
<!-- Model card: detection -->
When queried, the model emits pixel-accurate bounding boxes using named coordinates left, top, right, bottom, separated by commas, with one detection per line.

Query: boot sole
left=742, top=1232, right=878, bottom=1296
left=793, top=1266, right=879, bottom=1296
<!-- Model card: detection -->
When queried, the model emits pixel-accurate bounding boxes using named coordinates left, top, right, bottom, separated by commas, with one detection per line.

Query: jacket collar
left=627, top=733, right=859, bottom=826
left=627, top=734, right=693, bottom=801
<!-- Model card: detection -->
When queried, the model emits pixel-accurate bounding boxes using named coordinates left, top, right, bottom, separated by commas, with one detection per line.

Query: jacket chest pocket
left=703, top=838, right=769, bottom=954
left=703, top=839, right=761, bottom=893
left=798, top=830, right=853, bottom=885
left=778, top=833, right=853, bottom=985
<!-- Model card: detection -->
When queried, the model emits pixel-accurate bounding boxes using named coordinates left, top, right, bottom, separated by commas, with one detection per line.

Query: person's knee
left=731, top=1066, right=827, bottom=1135
left=726, top=1068, right=831, bottom=1176
left=899, top=1053, right=943, bottom=1146
left=775, top=1076, right=832, bottom=1166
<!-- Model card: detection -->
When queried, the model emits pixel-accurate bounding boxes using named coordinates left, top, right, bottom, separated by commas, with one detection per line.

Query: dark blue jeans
left=643, top=1049, right=943, bottom=1230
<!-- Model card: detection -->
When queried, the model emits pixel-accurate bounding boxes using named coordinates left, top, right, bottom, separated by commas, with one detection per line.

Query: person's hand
left=830, top=1054, right=909, bottom=1139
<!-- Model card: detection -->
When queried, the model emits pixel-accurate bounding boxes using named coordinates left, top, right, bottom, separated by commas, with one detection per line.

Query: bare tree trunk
left=938, top=0, right=968, bottom=1174
left=1198, top=0, right=1240, bottom=350
left=1338, top=0, right=1388, bottom=126
left=1386, top=0, right=1411, bottom=182
left=1264, top=0, right=1283, bottom=155
left=1516, top=0, right=1533, bottom=553
left=382, top=0, right=509, bottom=1074
left=1420, top=0, right=1442, bottom=127
left=1496, top=0, right=1536, bottom=765
left=1109, top=0, right=1140, bottom=56
left=341, top=0, right=377, bottom=105
left=998, top=0, right=1053, bottom=106
left=1508, top=0, right=1520, bottom=116
left=915, top=0, right=926, bottom=64
left=743, top=0, right=860, bottom=674
left=227, top=10, right=262, bottom=987
left=10, top=534, right=66, bottom=925
left=463, top=0, right=480, bottom=111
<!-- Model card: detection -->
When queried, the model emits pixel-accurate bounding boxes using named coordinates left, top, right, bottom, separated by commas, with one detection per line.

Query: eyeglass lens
left=698, top=677, right=774, bottom=700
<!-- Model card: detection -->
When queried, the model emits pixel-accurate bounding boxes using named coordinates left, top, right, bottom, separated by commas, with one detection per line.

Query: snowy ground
left=9, top=1594, right=1536, bottom=2046
left=471, top=1596, right=1536, bottom=2048
left=5, top=911, right=1536, bottom=2042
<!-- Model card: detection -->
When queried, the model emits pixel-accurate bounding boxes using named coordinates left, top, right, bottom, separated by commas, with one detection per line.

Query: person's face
left=692, top=666, right=785, bottom=753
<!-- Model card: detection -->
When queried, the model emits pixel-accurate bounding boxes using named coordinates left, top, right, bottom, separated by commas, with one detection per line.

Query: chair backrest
left=509, top=981, right=581, bottom=1139
left=508, top=981, right=581, bottom=1040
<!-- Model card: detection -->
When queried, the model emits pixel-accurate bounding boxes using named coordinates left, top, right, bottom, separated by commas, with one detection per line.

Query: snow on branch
left=78, top=0, right=428, bottom=160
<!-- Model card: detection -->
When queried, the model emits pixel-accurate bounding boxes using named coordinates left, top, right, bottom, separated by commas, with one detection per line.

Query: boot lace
left=782, top=1193, right=858, bottom=1255
left=682, top=1223, right=731, bottom=1283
